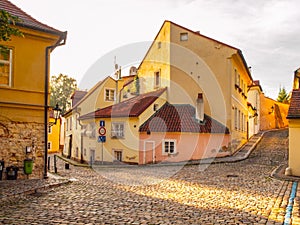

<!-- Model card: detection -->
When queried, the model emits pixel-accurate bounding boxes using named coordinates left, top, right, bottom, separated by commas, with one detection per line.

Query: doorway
left=144, top=141, right=155, bottom=164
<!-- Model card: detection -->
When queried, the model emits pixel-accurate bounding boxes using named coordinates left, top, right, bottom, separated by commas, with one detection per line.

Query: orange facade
left=139, top=132, right=230, bottom=164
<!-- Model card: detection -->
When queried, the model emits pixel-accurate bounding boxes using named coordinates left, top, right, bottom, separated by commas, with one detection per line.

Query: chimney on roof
left=129, top=66, right=137, bottom=76
left=195, top=31, right=200, bottom=34
left=196, top=93, right=204, bottom=122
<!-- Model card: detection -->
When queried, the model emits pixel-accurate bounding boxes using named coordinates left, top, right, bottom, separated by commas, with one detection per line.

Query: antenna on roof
left=114, top=56, right=121, bottom=80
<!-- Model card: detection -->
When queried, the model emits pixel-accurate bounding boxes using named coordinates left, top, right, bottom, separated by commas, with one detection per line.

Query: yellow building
left=48, top=111, right=61, bottom=154
left=137, top=21, right=253, bottom=151
left=287, top=68, right=300, bottom=176
left=63, top=77, right=116, bottom=162
left=79, top=88, right=167, bottom=164
left=73, top=21, right=257, bottom=165
left=0, top=0, right=66, bottom=179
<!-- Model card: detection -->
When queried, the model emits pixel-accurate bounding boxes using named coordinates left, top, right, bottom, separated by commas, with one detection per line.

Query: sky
left=11, top=0, right=300, bottom=99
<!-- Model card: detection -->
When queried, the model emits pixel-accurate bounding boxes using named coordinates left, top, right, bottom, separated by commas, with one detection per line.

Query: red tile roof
left=0, top=0, right=65, bottom=36
left=79, top=88, right=166, bottom=120
left=287, top=89, right=300, bottom=119
left=139, top=103, right=229, bottom=134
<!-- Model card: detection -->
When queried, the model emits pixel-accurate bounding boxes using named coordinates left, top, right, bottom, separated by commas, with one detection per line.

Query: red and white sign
left=98, top=127, right=106, bottom=136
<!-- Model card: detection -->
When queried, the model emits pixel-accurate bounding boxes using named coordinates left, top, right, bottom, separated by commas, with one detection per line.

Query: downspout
left=44, top=32, right=67, bottom=179
left=77, top=110, right=84, bottom=164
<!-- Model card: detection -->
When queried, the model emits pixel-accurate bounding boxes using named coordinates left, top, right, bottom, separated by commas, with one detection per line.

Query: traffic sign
left=98, top=136, right=106, bottom=143
left=100, top=120, right=105, bottom=127
left=98, top=127, right=106, bottom=136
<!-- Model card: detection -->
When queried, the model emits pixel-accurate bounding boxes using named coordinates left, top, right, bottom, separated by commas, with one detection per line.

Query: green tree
left=0, top=9, right=23, bottom=42
left=50, top=74, right=77, bottom=114
left=277, top=87, right=290, bottom=103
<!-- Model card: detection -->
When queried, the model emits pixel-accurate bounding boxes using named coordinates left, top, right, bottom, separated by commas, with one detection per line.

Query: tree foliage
left=277, top=87, right=290, bottom=104
left=0, top=9, right=23, bottom=42
left=50, top=74, right=77, bottom=114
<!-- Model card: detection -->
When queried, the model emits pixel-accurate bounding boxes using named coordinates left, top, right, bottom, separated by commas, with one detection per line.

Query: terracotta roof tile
left=139, top=103, right=229, bottom=134
left=287, top=89, right=300, bottom=119
left=0, top=0, right=64, bottom=35
left=79, top=88, right=166, bottom=119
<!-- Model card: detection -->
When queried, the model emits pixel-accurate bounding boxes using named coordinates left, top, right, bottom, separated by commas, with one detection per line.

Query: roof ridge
left=0, top=0, right=64, bottom=35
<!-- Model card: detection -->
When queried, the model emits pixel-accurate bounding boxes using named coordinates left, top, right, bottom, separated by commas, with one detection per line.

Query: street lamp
left=49, top=103, right=62, bottom=126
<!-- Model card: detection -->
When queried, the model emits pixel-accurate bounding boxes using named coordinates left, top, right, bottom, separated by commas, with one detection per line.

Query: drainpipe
left=44, top=32, right=67, bottom=179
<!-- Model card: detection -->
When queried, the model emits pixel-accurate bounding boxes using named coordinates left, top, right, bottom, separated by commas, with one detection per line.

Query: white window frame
left=111, top=122, right=125, bottom=139
left=180, top=32, right=188, bottom=41
left=0, top=47, right=13, bottom=87
left=163, top=139, right=176, bottom=155
left=105, top=88, right=115, bottom=101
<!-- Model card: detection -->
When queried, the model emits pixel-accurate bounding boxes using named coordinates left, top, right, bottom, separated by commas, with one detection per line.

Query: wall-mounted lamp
left=269, top=105, right=274, bottom=114
left=49, top=103, right=61, bottom=127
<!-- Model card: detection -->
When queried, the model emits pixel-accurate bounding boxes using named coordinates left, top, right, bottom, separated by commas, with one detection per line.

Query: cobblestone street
left=0, top=129, right=293, bottom=224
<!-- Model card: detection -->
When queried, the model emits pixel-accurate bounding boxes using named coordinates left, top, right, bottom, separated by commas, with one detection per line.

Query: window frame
left=111, top=122, right=125, bottom=139
left=0, top=47, right=13, bottom=87
left=180, top=32, right=188, bottom=41
left=163, top=139, right=176, bottom=155
left=105, top=88, right=115, bottom=101
left=154, top=70, right=161, bottom=88
left=114, top=150, right=123, bottom=162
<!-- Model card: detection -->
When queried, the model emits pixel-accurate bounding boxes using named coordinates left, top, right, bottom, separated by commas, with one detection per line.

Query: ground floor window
left=163, top=140, right=176, bottom=154
left=114, top=150, right=122, bottom=161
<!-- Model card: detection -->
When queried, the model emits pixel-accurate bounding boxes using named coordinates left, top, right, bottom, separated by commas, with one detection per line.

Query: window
left=105, top=89, right=115, bottom=101
left=66, top=120, right=68, bottom=131
left=47, top=142, right=52, bottom=150
left=242, top=113, right=244, bottom=132
left=154, top=71, right=160, bottom=88
left=111, top=122, right=124, bottom=138
left=241, top=79, right=244, bottom=92
left=75, top=147, right=79, bottom=157
left=158, top=41, right=161, bottom=49
left=163, top=140, right=176, bottom=154
left=234, top=69, right=238, bottom=85
left=0, top=47, right=12, bottom=87
left=114, top=150, right=122, bottom=161
left=70, top=117, right=72, bottom=130
left=234, top=107, right=237, bottom=130
left=180, top=32, right=188, bottom=41
left=238, top=110, right=241, bottom=131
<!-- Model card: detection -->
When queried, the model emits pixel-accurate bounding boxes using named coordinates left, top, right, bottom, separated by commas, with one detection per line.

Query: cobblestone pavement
left=0, top=129, right=295, bottom=225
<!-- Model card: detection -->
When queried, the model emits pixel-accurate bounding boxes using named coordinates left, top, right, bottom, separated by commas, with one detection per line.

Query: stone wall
left=0, top=120, right=45, bottom=179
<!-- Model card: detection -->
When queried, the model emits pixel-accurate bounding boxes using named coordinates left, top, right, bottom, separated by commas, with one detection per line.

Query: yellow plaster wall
left=0, top=28, right=60, bottom=123
left=138, top=22, right=171, bottom=94
left=260, top=94, right=289, bottom=130
left=48, top=118, right=60, bottom=153
left=288, top=119, right=300, bottom=176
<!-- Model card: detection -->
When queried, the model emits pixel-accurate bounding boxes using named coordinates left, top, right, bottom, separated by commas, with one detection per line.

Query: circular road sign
left=98, top=127, right=106, bottom=136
